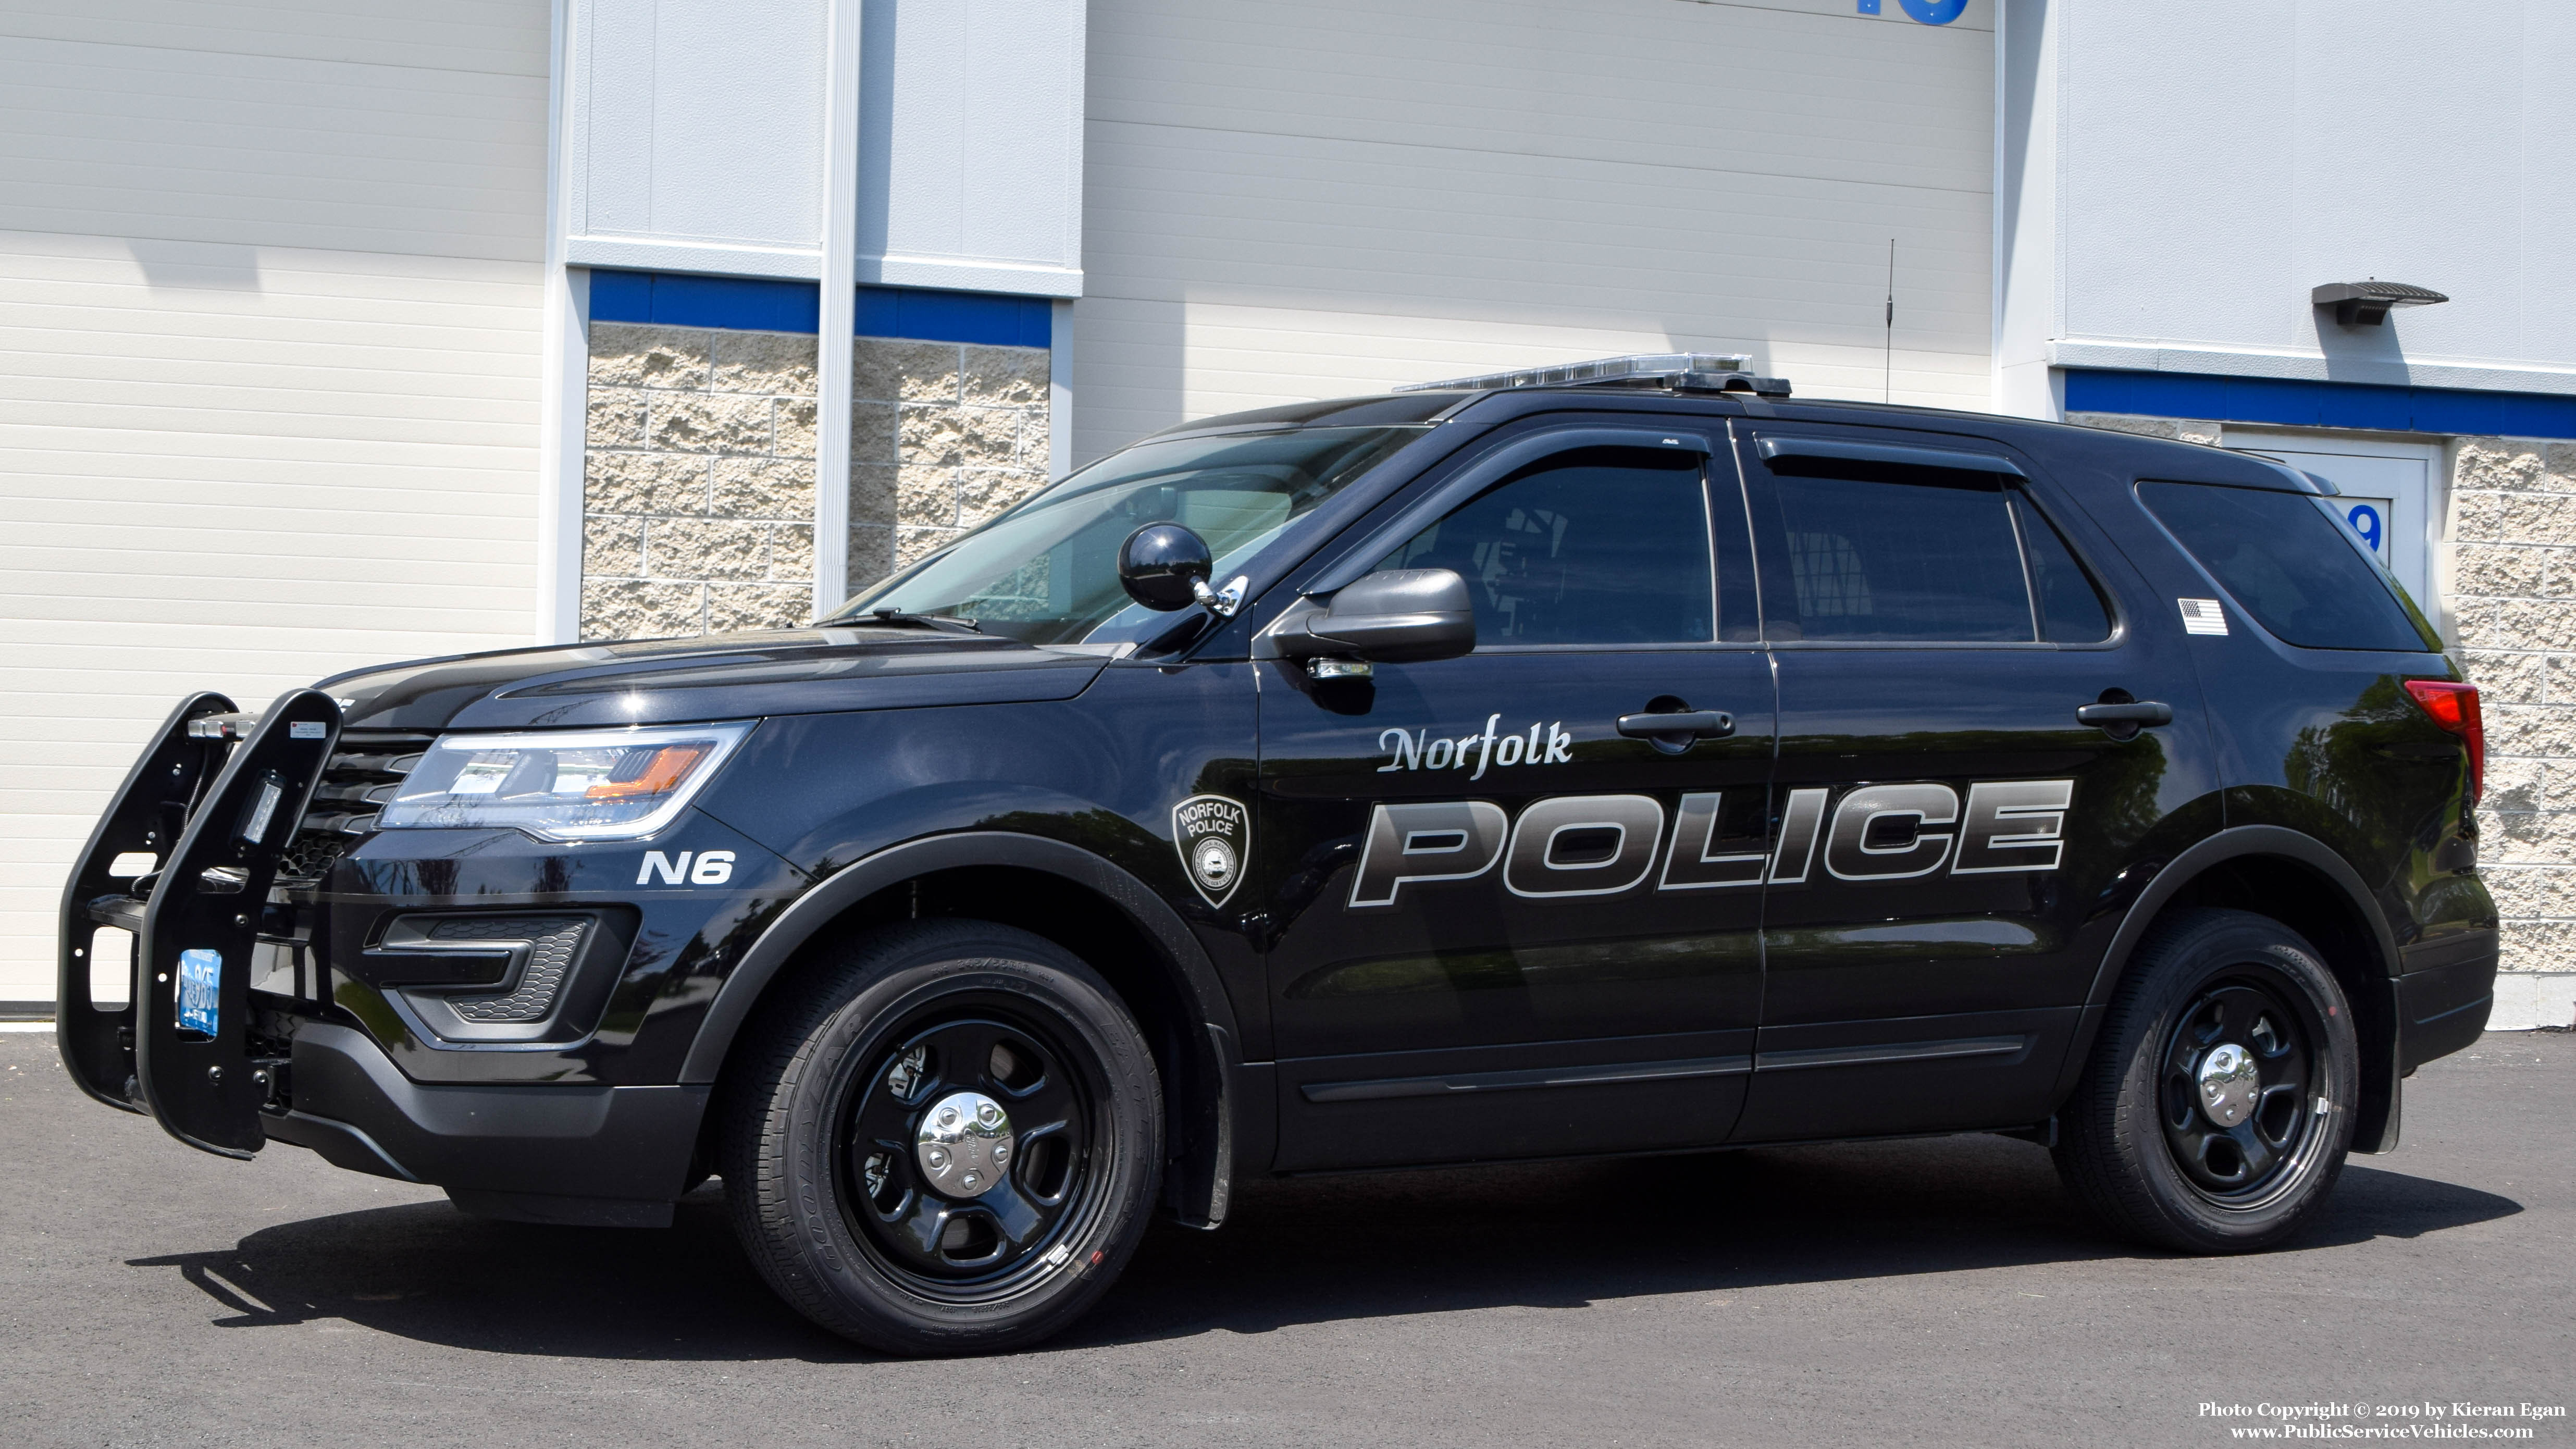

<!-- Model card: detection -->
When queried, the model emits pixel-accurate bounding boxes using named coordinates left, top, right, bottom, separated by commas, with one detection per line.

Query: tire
left=2054, top=907, right=2360, bottom=1253
left=719, top=919, right=1162, bottom=1354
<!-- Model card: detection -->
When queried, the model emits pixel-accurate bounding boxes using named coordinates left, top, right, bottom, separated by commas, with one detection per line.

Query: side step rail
left=56, top=692, right=239, bottom=1113
left=134, top=690, right=342, bottom=1158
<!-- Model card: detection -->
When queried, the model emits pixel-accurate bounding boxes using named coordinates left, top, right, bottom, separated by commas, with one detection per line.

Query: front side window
left=2137, top=481, right=2433, bottom=651
left=1377, top=447, right=1714, bottom=645
left=835, top=426, right=1423, bottom=645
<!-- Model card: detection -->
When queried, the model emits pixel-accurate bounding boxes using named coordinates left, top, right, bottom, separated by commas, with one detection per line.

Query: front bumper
left=264, top=1021, right=707, bottom=1225
left=60, top=692, right=774, bottom=1221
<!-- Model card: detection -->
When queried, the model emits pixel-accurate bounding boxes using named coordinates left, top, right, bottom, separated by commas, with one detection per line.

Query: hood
left=319, top=626, right=1113, bottom=733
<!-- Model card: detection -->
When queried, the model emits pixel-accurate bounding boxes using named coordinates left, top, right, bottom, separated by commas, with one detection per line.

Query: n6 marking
left=638, top=849, right=735, bottom=886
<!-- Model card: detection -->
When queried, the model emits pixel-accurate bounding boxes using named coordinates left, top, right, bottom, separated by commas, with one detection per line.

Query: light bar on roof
left=1395, top=353, right=1791, bottom=398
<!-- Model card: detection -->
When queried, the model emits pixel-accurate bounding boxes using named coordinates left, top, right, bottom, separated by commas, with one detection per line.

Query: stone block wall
left=2444, top=436, right=2576, bottom=1029
left=583, top=323, right=819, bottom=638
left=581, top=326, right=1051, bottom=640
left=2064, top=412, right=2227, bottom=448
left=848, top=339, right=1052, bottom=588
left=2069, top=413, right=2576, bottom=1029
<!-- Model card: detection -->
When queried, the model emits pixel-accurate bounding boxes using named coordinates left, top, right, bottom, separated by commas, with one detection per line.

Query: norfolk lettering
left=1378, top=714, right=1575, bottom=778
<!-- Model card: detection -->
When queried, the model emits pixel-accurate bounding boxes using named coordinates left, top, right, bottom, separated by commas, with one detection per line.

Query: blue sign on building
left=1857, top=0, right=1970, bottom=22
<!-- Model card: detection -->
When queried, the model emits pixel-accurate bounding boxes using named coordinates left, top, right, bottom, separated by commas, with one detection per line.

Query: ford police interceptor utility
left=59, top=354, right=2498, bottom=1354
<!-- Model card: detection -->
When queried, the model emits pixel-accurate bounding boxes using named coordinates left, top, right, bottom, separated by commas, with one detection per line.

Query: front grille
left=276, top=730, right=435, bottom=884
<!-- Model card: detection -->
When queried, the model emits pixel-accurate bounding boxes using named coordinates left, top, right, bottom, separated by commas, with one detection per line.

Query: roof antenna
left=1883, top=238, right=1896, bottom=404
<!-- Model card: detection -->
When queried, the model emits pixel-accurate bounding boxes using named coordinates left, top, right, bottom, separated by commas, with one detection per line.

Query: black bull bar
left=57, top=690, right=342, bottom=1158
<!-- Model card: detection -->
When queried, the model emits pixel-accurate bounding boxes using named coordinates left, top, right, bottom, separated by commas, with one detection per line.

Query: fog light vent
left=368, top=913, right=597, bottom=1033
left=430, top=917, right=588, bottom=1023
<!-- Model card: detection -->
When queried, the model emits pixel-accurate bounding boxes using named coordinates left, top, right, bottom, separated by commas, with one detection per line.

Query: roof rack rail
left=1395, top=352, right=1792, bottom=399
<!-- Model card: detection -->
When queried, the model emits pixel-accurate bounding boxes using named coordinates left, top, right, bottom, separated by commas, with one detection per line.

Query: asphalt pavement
left=1, top=1027, right=2567, bottom=1448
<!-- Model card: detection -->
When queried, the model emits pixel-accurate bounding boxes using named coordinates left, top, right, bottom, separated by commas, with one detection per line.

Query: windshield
left=829, top=425, right=1425, bottom=644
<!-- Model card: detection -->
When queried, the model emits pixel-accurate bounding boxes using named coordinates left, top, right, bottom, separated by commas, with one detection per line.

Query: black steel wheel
left=837, top=1003, right=1101, bottom=1294
left=2055, top=907, right=2359, bottom=1253
left=721, top=920, right=1161, bottom=1354
left=2155, top=976, right=2328, bottom=1206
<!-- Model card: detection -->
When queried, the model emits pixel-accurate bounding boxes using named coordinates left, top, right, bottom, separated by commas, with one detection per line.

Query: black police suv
left=60, top=354, right=2497, bottom=1354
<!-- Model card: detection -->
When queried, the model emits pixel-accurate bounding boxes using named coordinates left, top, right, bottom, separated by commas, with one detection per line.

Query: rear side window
left=1749, top=456, right=2111, bottom=645
left=2137, top=481, right=2430, bottom=651
left=1762, top=472, right=2029, bottom=641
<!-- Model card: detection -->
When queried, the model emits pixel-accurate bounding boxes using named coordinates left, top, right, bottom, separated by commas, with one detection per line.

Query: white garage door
left=1072, top=0, right=1996, bottom=466
left=0, top=2, right=553, bottom=1000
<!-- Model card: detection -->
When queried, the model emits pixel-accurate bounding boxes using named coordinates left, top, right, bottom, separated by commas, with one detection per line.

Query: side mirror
left=1278, top=568, right=1476, bottom=664
left=1118, top=523, right=1213, bottom=612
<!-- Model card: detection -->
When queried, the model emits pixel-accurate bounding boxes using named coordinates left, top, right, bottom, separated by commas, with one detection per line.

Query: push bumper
left=263, top=1022, right=707, bottom=1227
left=58, top=690, right=342, bottom=1154
left=60, top=691, right=709, bottom=1227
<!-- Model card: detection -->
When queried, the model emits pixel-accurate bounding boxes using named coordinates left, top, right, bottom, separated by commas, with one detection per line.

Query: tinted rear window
left=2137, top=481, right=2430, bottom=651
left=1757, top=470, right=2029, bottom=642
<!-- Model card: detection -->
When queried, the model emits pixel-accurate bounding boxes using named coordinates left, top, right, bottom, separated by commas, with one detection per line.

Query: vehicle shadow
left=129, top=1134, right=2519, bottom=1363
left=1076, top=1137, right=2519, bottom=1346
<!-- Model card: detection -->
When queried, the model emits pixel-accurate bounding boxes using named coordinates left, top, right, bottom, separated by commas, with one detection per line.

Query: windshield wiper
left=850, top=608, right=984, bottom=636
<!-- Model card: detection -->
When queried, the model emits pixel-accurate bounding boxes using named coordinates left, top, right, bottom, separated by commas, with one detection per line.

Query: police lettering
left=1347, top=780, right=2071, bottom=908
left=1347, top=800, right=1509, bottom=907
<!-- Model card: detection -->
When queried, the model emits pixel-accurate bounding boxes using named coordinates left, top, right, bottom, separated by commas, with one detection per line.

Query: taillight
left=2402, top=679, right=2484, bottom=807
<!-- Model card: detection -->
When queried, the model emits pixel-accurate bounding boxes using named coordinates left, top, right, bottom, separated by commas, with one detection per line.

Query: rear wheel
left=720, top=920, right=1161, bottom=1354
left=2054, top=908, right=2359, bottom=1253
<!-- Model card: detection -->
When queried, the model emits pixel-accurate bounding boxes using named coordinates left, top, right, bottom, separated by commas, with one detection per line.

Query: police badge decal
left=1172, top=795, right=1250, bottom=909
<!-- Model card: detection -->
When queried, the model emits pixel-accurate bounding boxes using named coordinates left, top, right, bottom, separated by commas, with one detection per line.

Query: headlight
left=376, top=722, right=753, bottom=841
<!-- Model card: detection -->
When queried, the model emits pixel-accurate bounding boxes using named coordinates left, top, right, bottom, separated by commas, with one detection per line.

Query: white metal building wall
left=1071, top=0, right=1996, bottom=467
left=0, top=1, right=554, bottom=1000
left=1997, top=0, right=2576, bottom=415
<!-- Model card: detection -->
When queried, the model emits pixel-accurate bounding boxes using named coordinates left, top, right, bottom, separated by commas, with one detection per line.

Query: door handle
left=2075, top=700, right=2172, bottom=741
left=2074, top=701, right=2172, bottom=727
left=1616, top=710, right=1735, bottom=740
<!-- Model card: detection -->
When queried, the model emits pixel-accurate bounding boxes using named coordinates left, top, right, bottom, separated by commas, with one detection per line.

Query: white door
left=2223, top=430, right=2442, bottom=613
left=0, top=8, right=552, bottom=1004
left=1072, top=0, right=2001, bottom=467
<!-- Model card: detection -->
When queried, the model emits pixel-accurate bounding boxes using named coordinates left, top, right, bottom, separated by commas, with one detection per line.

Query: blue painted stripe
left=2064, top=368, right=2576, bottom=441
left=588, top=270, right=1051, bottom=348
left=854, top=286, right=1051, bottom=348
left=589, top=270, right=820, bottom=333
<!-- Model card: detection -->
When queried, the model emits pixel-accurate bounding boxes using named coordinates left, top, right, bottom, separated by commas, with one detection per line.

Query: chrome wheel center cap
left=915, top=1091, right=1013, bottom=1199
left=2197, top=1043, right=2259, bottom=1128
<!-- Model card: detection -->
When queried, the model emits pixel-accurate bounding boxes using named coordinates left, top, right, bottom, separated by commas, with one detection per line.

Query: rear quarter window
left=2137, top=480, right=2433, bottom=652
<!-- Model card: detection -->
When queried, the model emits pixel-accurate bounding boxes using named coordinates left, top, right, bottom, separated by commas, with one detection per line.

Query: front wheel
left=2054, top=907, right=2359, bottom=1253
left=720, top=920, right=1162, bottom=1354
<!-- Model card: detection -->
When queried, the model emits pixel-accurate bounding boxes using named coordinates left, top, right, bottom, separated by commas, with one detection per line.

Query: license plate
left=177, top=949, right=221, bottom=1036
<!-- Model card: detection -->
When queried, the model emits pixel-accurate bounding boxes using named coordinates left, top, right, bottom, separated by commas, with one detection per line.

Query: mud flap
left=133, top=690, right=342, bottom=1158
